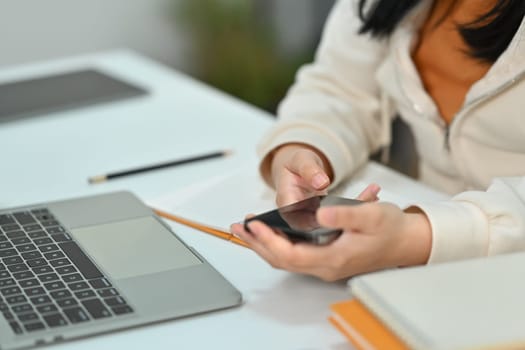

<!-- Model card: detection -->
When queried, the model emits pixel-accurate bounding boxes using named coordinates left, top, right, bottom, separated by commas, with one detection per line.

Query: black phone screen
left=244, top=195, right=362, bottom=245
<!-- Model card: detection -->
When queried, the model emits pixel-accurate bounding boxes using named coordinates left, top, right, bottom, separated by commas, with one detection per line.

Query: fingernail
left=370, top=183, right=380, bottom=194
left=312, top=173, right=329, bottom=189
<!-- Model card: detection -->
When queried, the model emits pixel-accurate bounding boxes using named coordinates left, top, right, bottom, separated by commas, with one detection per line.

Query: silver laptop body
left=0, top=191, right=242, bottom=350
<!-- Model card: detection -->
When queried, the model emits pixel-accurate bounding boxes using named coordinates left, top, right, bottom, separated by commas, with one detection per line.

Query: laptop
left=0, top=69, right=148, bottom=122
left=0, top=191, right=242, bottom=350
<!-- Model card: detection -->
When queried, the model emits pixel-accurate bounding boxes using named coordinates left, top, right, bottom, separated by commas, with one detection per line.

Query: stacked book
left=329, top=253, right=525, bottom=350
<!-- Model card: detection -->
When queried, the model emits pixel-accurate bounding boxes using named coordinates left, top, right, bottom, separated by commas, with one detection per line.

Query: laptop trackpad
left=71, top=216, right=201, bottom=280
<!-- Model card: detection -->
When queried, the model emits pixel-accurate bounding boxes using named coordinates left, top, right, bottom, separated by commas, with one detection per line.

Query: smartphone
left=244, top=195, right=362, bottom=245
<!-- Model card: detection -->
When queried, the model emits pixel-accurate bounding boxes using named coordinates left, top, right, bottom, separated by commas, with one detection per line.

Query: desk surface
left=0, top=50, right=445, bottom=350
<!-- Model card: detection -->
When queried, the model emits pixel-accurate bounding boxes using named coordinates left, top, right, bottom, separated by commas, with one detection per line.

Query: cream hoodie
left=257, top=0, right=525, bottom=263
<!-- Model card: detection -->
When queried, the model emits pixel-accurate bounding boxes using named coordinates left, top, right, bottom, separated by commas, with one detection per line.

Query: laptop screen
left=0, top=69, right=148, bottom=121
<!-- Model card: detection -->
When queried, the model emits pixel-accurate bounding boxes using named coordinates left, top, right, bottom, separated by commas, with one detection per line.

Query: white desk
left=0, top=50, right=446, bottom=350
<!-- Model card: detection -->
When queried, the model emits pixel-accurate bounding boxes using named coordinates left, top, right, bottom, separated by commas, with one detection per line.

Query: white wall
left=0, top=0, right=334, bottom=80
left=0, top=0, right=189, bottom=69
left=272, top=0, right=334, bottom=56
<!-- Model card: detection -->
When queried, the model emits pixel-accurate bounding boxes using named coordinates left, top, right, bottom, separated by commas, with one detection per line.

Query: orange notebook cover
left=329, top=299, right=408, bottom=350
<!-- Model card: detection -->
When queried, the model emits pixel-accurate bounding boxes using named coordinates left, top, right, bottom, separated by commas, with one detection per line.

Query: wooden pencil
left=152, top=208, right=250, bottom=248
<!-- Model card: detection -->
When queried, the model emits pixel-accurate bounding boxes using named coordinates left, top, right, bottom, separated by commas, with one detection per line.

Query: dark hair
left=357, top=0, right=525, bottom=63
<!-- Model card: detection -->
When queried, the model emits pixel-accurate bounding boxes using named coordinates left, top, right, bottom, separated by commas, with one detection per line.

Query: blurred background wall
left=0, top=0, right=187, bottom=70
left=0, top=0, right=334, bottom=114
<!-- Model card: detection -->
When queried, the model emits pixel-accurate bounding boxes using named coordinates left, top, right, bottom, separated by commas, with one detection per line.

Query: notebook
left=348, top=253, right=525, bottom=350
left=329, top=299, right=407, bottom=350
left=0, top=191, right=242, bottom=350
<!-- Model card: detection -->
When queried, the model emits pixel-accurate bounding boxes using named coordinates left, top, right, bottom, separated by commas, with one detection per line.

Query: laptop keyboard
left=0, top=208, right=134, bottom=335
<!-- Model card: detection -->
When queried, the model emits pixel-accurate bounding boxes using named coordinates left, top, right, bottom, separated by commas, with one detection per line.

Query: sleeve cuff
left=414, top=201, right=489, bottom=264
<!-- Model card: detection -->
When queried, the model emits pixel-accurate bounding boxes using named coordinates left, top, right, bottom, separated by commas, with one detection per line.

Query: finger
left=230, top=222, right=258, bottom=243
left=275, top=182, right=309, bottom=206
left=233, top=222, right=353, bottom=280
left=275, top=188, right=328, bottom=207
left=247, top=221, right=341, bottom=275
left=316, top=202, right=381, bottom=231
left=273, top=162, right=308, bottom=206
left=231, top=222, right=283, bottom=265
left=245, top=220, right=319, bottom=270
left=286, top=151, right=330, bottom=190
left=356, top=183, right=381, bottom=202
left=260, top=238, right=348, bottom=280
left=246, top=221, right=294, bottom=255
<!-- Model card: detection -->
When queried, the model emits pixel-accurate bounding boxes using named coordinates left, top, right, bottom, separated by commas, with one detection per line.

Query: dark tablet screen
left=0, top=69, right=148, bottom=121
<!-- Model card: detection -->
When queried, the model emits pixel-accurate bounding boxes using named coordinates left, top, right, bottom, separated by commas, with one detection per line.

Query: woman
left=231, top=0, right=525, bottom=281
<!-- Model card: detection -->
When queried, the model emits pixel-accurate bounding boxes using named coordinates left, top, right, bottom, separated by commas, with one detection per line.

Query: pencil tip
left=88, top=175, right=107, bottom=184
left=223, top=150, right=234, bottom=156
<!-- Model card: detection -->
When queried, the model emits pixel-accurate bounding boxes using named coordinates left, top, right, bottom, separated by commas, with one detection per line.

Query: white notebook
left=349, top=253, right=525, bottom=350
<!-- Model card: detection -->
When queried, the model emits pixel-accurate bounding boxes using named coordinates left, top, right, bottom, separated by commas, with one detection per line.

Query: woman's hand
left=230, top=197, right=432, bottom=281
left=268, top=144, right=334, bottom=206
left=267, top=143, right=380, bottom=204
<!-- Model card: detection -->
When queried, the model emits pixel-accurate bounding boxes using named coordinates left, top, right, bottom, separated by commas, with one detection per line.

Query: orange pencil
left=153, top=208, right=250, bottom=248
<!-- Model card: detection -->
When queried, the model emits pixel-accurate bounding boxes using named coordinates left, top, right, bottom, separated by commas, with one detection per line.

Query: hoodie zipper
left=443, top=71, right=525, bottom=151
left=443, top=126, right=451, bottom=151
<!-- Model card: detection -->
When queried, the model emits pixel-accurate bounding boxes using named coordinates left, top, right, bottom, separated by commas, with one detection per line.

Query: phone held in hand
left=243, top=195, right=362, bottom=245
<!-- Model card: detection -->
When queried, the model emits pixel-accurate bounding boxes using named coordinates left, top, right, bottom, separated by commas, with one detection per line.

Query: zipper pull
left=443, top=126, right=451, bottom=151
